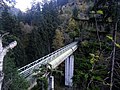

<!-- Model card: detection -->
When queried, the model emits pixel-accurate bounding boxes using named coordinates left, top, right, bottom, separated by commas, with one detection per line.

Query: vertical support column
left=48, top=76, right=54, bottom=90
left=69, top=55, right=74, bottom=86
left=65, top=57, right=69, bottom=86
left=65, top=55, right=74, bottom=87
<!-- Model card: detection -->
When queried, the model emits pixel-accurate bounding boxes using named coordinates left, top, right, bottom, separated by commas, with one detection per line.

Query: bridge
left=18, top=41, right=78, bottom=90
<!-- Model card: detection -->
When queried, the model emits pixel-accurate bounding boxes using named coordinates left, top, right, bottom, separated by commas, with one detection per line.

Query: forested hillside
left=0, top=0, right=120, bottom=90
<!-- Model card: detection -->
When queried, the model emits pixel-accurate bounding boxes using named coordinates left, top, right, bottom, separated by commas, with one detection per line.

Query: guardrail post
left=65, top=55, right=74, bottom=87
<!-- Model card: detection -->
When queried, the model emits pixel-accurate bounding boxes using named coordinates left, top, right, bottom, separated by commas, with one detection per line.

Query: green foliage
left=3, top=52, right=29, bottom=90
left=1, top=7, right=28, bottom=67
left=17, top=1, right=61, bottom=64
left=73, top=40, right=109, bottom=89
left=37, top=77, right=48, bottom=90
left=33, top=64, right=49, bottom=90
left=72, top=6, right=78, bottom=19
left=3, top=34, right=28, bottom=67
left=69, top=30, right=77, bottom=36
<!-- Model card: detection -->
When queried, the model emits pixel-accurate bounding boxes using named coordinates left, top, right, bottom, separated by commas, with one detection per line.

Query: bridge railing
left=18, top=42, right=78, bottom=78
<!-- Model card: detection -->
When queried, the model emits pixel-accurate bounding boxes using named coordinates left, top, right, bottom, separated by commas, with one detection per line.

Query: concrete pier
left=65, top=55, right=74, bottom=87
left=48, top=76, right=54, bottom=90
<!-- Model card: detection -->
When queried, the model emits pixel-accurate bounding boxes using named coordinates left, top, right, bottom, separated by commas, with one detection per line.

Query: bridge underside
left=48, top=44, right=77, bottom=69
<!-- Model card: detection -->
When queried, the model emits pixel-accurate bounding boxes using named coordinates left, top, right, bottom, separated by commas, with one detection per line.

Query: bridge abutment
left=65, top=55, right=74, bottom=87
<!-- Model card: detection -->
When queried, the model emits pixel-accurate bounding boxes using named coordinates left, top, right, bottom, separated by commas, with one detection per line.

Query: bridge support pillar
left=48, top=76, right=54, bottom=90
left=65, top=55, right=74, bottom=87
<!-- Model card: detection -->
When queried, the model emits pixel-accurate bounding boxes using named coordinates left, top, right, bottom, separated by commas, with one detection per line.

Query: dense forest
left=1, top=0, right=120, bottom=90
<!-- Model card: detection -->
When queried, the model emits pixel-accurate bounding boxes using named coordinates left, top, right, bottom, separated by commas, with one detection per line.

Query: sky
left=15, top=0, right=42, bottom=12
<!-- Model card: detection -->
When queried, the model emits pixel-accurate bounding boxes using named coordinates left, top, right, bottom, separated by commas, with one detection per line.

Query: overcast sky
left=15, top=0, right=42, bottom=12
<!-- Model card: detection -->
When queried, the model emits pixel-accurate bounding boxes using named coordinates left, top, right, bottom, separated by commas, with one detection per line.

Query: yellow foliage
left=97, top=10, right=104, bottom=15
left=107, top=36, right=113, bottom=40
left=107, top=35, right=120, bottom=48
left=67, top=18, right=78, bottom=31
left=90, top=53, right=99, bottom=64
left=52, top=29, right=64, bottom=50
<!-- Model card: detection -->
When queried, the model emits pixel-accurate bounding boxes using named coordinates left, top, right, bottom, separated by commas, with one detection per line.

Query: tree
left=1, top=7, right=16, bottom=34
left=72, top=6, right=78, bottom=19
left=32, top=64, right=49, bottom=90
left=3, top=51, right=29, bottom=90
left=25, top=28, right=44, bottom=63
left=42, top=1, right=61, bottom=52
left=52, top=29, right=64, bottom=50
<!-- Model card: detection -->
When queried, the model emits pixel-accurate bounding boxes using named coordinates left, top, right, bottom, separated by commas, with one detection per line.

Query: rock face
left=60, top=0, right=93, bottom=20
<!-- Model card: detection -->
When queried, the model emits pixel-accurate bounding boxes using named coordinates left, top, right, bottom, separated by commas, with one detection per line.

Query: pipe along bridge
left=18, top=42, right=78, bottom=90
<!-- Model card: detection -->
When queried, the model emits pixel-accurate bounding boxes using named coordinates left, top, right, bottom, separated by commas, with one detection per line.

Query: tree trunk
left=110, top=21, right=118, bottom=90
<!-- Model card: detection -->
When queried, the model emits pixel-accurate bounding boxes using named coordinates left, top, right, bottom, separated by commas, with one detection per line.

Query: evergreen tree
left=3, top=51, right=29, bottom=90
left=1, top=7, right=16, bottom=34
left=72, top=6, right=78, bottom=19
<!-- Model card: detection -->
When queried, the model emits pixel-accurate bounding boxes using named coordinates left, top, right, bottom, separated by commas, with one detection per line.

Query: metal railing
left=18, top=42, right=78, bottom=78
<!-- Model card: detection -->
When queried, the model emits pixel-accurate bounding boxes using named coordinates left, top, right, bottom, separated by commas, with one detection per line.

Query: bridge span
left=18, top=41, right=78, bottom=89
